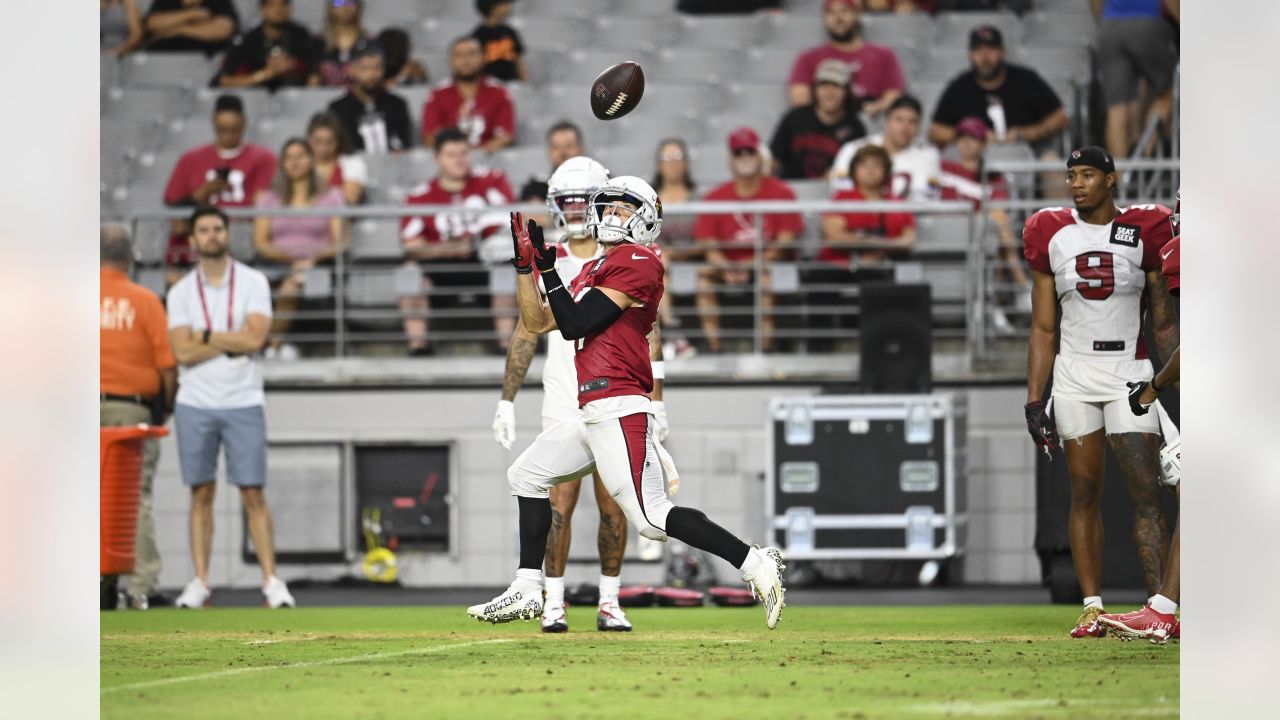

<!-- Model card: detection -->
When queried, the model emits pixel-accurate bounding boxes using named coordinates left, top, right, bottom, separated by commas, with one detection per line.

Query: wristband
left=202, top=329, right=211, bottom=344
left=650, top=360, right=666, bottom=380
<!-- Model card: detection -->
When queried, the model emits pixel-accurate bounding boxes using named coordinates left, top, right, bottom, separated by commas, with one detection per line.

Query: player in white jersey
left=491, top=156, right=669, bottom=633
left=1023, top=147, right=1178, bottom=638
left=829, top=95, right=940, bottom=199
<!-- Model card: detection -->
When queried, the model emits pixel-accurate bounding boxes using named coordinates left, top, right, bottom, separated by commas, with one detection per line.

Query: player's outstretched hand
left=510, top=211, right=533, bottom=274
left=1024, top=400, right=1060, bottom=459
left=1126, top=381, right=1154, bottom=416
left=651, top=400, right=669, bottom=442
left=528, top=219, right=557, bottom=274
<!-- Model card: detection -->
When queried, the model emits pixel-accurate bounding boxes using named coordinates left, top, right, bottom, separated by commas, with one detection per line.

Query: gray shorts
left=1099, top=17, right=1179, bottom=106
left=174, top=404, right=267, bottom=488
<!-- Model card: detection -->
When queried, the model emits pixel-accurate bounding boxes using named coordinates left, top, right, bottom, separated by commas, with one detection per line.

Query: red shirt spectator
left=421, top=37, right=515, bottom=152
left=820, top=143, right=916, bottom=267
left=788, top=0, right=905, bottom=116
left=400, top=168, right=514, bottom=247
left=695, top=179, right=804, bottom=262
left=939, top=159, right=1009, bottom=209
left=820, top=187, right=915, bottom=265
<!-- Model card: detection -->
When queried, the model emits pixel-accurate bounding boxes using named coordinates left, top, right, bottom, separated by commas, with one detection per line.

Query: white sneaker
left=175, top=578, right=211, bottom=609
left=990, top=307, right=1016, bottom=336
left=742, top=546, right=786, bottom=629
left=278, top=343, right=300, bottom=361
left=596, top=599, right=633, bottom=632
left=263, top=345, right=279, bottom=360
left=541, top=600, right=568, bottom=633
left=467, top=582, right=543, bottom=624
left=263, top=576, right=295, bottom=608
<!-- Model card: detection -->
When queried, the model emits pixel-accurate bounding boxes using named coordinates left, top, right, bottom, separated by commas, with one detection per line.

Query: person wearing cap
left=927, top=24, right=1068, bottom=170
left=768, top=59, right=866, bottom=180
left=1022, top=146, right=1176, bottom=639
left=938, top=116, right=1029, bottom=336
left=162, top=93, right=278, bottom=284
left=100, top=223, right=177, bottom=609
left=328, top=41, right=415, bottom=154
left=787, top=0, right=905, bottom=117
left=830, top=94, right=940, bottom=200
left=692, top=128, right=804, bottom=353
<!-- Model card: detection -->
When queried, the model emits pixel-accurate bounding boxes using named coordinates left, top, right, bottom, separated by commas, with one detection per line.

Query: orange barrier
left=100, top=425, right=168, bottom=576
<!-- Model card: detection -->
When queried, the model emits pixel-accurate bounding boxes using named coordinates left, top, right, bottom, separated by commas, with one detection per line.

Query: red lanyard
left=195, top=262, right=235, bottom=332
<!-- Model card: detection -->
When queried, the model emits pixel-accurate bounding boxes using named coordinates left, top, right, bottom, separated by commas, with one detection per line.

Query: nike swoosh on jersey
left=1161, top=247, right=1176, bottom=260
left=631, top=253, right=648, bottom=260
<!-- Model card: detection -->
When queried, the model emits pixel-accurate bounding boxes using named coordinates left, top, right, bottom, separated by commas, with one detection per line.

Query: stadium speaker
left=859, top=283, right=932, bottom=394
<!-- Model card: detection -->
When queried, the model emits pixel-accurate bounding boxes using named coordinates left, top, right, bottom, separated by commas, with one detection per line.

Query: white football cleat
left=175, top=578, right=211, bottom=609
left=467, top=583, right=543, bottom=624
left=263, top=576, right=296, bottom=608
left=742, top=546, right=786, bottom=629
left=541, top=600, right=568, bottom=633
left=596, top=600, right=633, bottom=632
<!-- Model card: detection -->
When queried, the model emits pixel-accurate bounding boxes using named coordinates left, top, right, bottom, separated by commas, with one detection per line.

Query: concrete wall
left=149, top=385, right=1038, bottom=590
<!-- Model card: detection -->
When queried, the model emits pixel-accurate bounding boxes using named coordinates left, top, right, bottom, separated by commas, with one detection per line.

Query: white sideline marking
left=244, top=639, right=283, bottom=646
left=908, top=698, right=1176, bottom=716
left=102, top=638, right=512, bottom=694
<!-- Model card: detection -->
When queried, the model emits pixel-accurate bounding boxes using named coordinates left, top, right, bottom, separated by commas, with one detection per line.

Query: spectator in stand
left=472, top=0, right=528, bottom=83
left=377, top=27, right=430, bottom=89
left=770, top=59, right=866, bottom=180
left=693, top=127, right=804, bottom=354
left=162, top=94, right=277, bottom=283
left=102, top=0, right=146, bottom=57
left=143, top=0, right=238, bottom=55
left=215, top=0, right=318, bottom=89
left=928, top=25, right=1067, bottom=195
left=938, top=116, right=1030, bottom=335
left=650, top=138, right=699, bottom=358
left=327, top=42, right=414, bottom=153
left=421, top=37, right=516, bottom=153
left=399, top=128, right=516, bottom=356
left=788, top=0, right=905, bottom=118
left=306, top=111, right=367, bottom=205
left=167, top=207, right=295, bottom=610
left=518, top=121, right=585, bottom=207
left=100, top=224, right=177, bottom=610
left=1094, top=0, right=1179, bottom=159
left=863, top=0, right=932, bottom=12
left=831, top=94, right=940, bottom=200
left=252, top=138, right=349, bottom=359
left=316, top=0, right=369, bottom=87
left=820, top=144, right=916, bottom=273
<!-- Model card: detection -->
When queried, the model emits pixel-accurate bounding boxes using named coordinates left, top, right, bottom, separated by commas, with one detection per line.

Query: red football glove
left=510, top=211, right=533, bottom=274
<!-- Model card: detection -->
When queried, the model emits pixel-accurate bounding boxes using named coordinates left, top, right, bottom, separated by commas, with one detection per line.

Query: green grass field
left=101, top=605, right=1178, bottom=719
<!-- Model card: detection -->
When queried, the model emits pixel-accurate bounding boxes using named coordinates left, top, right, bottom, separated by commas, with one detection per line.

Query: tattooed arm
left=1145, top=269, right=1180, bottom=367
left=502, top=319, right=539, bottom=402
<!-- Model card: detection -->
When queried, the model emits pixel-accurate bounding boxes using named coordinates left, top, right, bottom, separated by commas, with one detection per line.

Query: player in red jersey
left=1023, top=148, right=1179, bottom=638
left=1100, top=192, right=1181, bottom=644
left=467, top=176, right=787, bottom=629
left=399, top=128, right=515, bottom=356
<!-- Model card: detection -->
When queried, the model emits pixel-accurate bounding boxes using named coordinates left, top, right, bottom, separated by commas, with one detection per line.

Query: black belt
left=100, top=393, right=153, bottom=406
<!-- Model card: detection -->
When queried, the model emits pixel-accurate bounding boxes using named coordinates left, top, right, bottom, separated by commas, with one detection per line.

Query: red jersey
left=400, top=169, right=514, bottom=245
left=819, top=188, right=916, bottom=266
left=420, top=77, right=516, bottom=147
left=693, top=178, right=805, bottom=262
left=1161, top=235, right=1179, bottom=296
left=162, top=143, right=277, bottom=265
left=938, top=159, right=1009, bottom=210
left=567, top=244, right=664, bottom=408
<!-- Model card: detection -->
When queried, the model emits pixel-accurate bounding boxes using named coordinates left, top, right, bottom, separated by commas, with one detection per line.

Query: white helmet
left=586, top=175, right=663, bottom=245
left=547, top=156, right=610, bottom=238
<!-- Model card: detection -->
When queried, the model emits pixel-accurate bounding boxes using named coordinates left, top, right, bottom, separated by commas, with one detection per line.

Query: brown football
left=589, top=61, right=645, bottom=120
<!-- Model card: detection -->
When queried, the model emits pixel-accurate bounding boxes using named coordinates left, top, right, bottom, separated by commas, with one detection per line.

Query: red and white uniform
left=400, top=169, right=514, bottom=245
left=1161, top=236, right=1180, bottom=296
left=420, top=78, right=516, bottom=148
left=830, top=134, right=941, bottom=200
left=507, top=244, right=674, bottom=541
left=538, top=242, right=602, bottom=426
left=1024, top=204, right=1172, bottom=437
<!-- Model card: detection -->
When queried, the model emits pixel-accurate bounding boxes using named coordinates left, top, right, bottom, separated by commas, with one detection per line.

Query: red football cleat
left=1070, top=607, right=1106, bottom=638
left=1098, top=604, right=1177, bottom=644
left=1171, top=618, right=1180, bottom=641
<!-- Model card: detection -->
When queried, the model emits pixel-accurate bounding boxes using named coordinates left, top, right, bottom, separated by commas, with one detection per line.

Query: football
left=589, top=61, right=645, bottom=120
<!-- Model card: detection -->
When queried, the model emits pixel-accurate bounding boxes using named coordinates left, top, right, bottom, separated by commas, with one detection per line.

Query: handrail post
left=753, top=211, right=765, bottom=355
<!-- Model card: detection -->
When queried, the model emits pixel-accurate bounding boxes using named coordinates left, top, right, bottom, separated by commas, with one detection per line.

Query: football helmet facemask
left=586, top=175, right=663, bottom=246
left=1170, top=189, right=1180, bottom=236
left=547, top=156, right=610, bottom=239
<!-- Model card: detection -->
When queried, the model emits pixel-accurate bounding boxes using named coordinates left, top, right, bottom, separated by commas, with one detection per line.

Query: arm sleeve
left=1022, top=211, right=1052, bottom=274
left=245, top=271, right=273, bottom=320
left=539, top=273, right=624, bottom=341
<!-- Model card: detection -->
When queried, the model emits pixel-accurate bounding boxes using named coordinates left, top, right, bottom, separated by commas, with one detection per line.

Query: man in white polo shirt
left=166, top=206, right=295, bottom=609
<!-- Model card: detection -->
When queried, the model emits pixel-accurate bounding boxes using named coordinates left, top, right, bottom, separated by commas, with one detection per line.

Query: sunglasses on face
left=660, top=152, right=685, bottom=162
left=732, top=148, right=758, bottom=157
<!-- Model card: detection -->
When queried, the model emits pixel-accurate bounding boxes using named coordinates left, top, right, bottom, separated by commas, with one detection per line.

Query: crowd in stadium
left=100, top=0, right=1179, bottom=358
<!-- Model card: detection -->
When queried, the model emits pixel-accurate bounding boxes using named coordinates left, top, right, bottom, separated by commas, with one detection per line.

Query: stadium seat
left=763, top=14, right=825, bottom=49
left=617, top=0, right=677, bottom=16
left=363, top=0, right=427, bottom=29
left=101, top=53, right=119, bottom=90
left=789, top=180, right=830, bottom=201
left=861, top=13, right=935, bottom=47
left=1018, top=45, right=1091, bottom=82
left=557, top=48, right=650, bottom=85
left=490, top=146, right=550, bottom=188
left=346, top=267, right=403, bottom=306
left=397, top=85, right=432, bottom=126
left=122, top=52, right=214, bottom=89
left=228, top=221, right=256, bottom=262
left=595, top=145, right=660, bottom=179
left=101, top=87, right=184, bottom=123
left=414, top=16, right=478, bottom=51
left=126, top=150, right=180, bottom=198
left=130, top=219, right=170, bottom=265
left=743, top=46, right=802, bottom=84
left=609, top=114, right=702, bottom=155
left=648, top=48, right=738, bottom=86
left=101, top=122, right=149, bottom=184
left=883, top=44, right=922, bottom=82
left=920, top=45, right=973, bottom=82
left=933, top=12, right=1023, bottom=49
left=1023, top=11, right=1099, bottom=48
left=911, top=80, right=949, bottom=125
left=163, top=118, right=217, bottom=157
left=524, top=0, right=606, bottom=15
left=532, top=86, right=614, bottom=148
left=251, top=119, right=298, bottom=155
left=921, top=264, right=967, bottom=301
left=511, top=16, right=591, bottom=52
left=134, top=268, right=167, bottom=298
left=273, top=88, right=345, bottom=126
left=676, top=15, right=764, bottom=50
left=350, top=219, right=406, bottom=262
left=505, top=83, right=546, bottom=120
left=592, top=16, right=677, bottom=52
left=687, top=143, right=731, bottom=188
left=638, top=83, right=718, bottom=120
left=721, top=82, right=789, bottom=117
left=915, top=214, right=972, bottom=253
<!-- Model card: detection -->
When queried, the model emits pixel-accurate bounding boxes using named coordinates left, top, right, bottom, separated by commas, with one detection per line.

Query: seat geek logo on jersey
left=1110, top=223, right=1140, bottom=248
